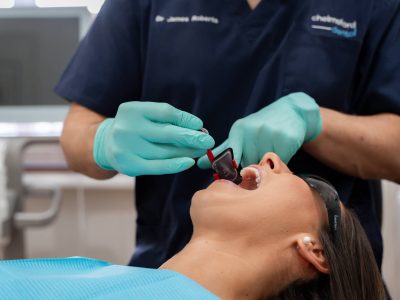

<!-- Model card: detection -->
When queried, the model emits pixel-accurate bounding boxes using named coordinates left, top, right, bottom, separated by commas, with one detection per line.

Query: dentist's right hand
left=93, top=102, right=215, bottom=176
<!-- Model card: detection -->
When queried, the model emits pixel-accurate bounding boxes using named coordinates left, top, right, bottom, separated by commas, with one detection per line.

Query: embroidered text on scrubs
left=191, top=15, right=219, bottom=24
left=167, top=16, right=190, bottom=23
left=310, top=14, right=357, bottom=38
left=311, top=15, right=356, bottom=29
left=155, top=15, right=219, bottom=25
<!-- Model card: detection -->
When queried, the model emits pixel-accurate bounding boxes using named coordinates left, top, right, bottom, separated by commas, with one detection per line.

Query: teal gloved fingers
left=271, top=128, right=305, bottom=164
left=197, top=140, right=228, bottom=169
left=197, top=133, right=244, bottom=169
left=197, top=92, right=321, bottom=170
left=95, top=123, right=197, bottom=175
left=93, top=101, right=213, bottom=176
left=114, top=155, right=196, bottom=177
left=241, top=137, right=260, bottom=168
left=138, top=141, right=208, bottom=160
left=139, top=101, right=204, bottom=130
left=144, top=123, right=215, bottom=150
left=140, top=157, right=196, bottom=176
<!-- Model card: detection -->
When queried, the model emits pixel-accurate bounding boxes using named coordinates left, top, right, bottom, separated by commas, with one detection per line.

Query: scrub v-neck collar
left=226, top=0, right=269, bottom=19
left=226, top=0, right=284, bottom=42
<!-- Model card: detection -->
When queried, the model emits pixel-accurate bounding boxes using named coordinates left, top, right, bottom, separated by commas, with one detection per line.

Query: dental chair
left=0, top=138, right=61, bottom=259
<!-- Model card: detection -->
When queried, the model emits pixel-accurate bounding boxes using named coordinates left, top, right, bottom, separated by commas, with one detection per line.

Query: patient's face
left=191, top=153, right=327, bottom=244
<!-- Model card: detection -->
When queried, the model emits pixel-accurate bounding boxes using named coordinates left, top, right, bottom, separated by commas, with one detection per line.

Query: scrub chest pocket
left=282, top=28, right=362, bottom=112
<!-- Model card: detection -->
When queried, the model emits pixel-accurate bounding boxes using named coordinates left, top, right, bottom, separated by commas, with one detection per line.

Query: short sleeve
left=54, top=0, right=142, bottom=117
left=353, top=0, right=400, bottom=115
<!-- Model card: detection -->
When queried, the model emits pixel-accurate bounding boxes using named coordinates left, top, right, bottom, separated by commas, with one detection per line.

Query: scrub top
left=0, top=257, right=218, bottom=299
left=55, top=0, right=400, bottom=269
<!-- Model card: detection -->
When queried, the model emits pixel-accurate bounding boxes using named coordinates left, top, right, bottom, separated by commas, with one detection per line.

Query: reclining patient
left=0, top=153, right=385, bottom=300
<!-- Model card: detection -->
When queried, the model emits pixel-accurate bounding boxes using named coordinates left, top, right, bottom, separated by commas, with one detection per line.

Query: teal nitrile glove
left=94, top=102, right=215, bottom=176
left=198, top=92, right=322, bottom=168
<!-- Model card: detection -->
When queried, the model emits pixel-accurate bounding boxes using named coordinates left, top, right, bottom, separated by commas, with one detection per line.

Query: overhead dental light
left=0, top=0, right=15, bottom=8
left=35, top=0, right=86, bottom=8
left=86, top=0, right=104, bottom=14
left=35, top=0, right=105, bottom=14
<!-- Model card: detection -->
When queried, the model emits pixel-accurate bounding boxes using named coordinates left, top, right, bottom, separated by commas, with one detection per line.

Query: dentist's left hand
left=197, top=92, right=322, bottom=168
left=93, top=101, right=215, bottom=176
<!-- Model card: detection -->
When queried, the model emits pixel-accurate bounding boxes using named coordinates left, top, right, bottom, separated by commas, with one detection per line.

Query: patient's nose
left=259, top=152, right=291, bottom=174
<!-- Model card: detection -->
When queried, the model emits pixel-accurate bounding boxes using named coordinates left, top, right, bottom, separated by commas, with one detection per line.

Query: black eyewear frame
left=297, top=174, right=341, bottom=244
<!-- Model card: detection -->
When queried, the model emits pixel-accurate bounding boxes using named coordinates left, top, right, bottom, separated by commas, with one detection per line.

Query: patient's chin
left=191, top=189, right=210, bottom=207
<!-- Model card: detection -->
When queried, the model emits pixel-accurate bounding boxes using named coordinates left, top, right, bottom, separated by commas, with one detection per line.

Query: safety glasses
left=297, top=174, right=341, bottom=244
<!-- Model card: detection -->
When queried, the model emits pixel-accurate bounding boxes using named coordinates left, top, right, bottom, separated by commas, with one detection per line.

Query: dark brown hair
left=273, top=208, right=386, bottom=300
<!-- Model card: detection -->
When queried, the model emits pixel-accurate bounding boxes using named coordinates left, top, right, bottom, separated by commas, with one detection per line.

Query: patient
left=0, top=153, right=385, bottom=300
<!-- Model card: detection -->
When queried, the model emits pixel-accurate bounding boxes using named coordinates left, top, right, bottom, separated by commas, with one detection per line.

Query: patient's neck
left=160, top=236, right=296, bottom=299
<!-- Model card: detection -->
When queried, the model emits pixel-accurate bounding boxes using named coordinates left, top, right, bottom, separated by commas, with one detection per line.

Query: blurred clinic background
left=0, top=1, right=398, bottom=298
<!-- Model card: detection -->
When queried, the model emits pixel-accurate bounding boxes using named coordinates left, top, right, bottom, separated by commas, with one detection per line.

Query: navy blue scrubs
left=55, top=0, right=400, bottom=269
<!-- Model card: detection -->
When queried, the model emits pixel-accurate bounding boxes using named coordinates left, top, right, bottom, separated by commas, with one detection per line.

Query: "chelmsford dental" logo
left=311, top=14, right=357, bottom=38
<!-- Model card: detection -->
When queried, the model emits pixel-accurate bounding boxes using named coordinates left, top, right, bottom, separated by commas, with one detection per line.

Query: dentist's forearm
left=303, top=107, right=400, bottom=183
left=61, top=103, right=117, bottom=179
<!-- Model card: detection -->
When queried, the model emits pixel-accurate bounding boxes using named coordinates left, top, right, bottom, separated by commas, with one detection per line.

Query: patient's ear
left=296, top=236, right=329, bottom=274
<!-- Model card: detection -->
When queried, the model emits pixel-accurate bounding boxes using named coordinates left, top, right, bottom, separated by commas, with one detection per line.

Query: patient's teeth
left=241, top=167, right=260, bottom=177
left=240, top=167, right=261, bottom=189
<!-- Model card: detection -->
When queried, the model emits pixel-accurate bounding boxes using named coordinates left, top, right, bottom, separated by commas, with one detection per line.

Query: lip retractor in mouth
left=239, top=167, right=261, bottom=190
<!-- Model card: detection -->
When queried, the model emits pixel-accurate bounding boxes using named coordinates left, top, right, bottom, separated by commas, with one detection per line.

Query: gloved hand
left=198, top=92, right=322, bottom=168
left=94, top=101, right=215, bottom=176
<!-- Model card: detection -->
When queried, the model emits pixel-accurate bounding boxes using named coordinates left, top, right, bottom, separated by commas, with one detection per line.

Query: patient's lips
left=239, top=167, right=261, bottom=190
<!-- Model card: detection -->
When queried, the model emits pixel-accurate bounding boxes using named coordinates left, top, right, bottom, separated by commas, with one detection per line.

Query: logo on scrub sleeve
left=310, top=14, right=357, bottom=38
